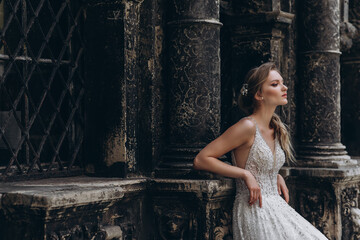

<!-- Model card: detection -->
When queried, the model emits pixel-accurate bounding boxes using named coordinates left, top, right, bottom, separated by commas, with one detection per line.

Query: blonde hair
left=238, top=62, right=296, bottom=165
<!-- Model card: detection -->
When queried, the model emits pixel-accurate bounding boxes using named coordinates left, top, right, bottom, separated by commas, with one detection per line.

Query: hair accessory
left=240, top=83, right=248, bottom=96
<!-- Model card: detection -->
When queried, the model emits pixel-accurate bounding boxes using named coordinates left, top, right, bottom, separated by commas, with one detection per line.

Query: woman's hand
left=277, top=174, right=289, bottom=203
left=243, top=170, right=262, bottom=208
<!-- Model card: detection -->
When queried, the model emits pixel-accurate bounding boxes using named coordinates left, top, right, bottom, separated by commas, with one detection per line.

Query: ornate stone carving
left=167, top=23, right=221, bottom=145
left=341, top=187, right=360, bottom=240
left=299, top=53, right=341, bottom=143
left=47, top=223, right=117, bottom=240
left=341, top=188, right=358, bottom=217
left=151, top=179, right=234, bottom=239
left=298, top=190, right=331, bottom=238
left=350, top=208, right=360, bottom=240
left=340, top=21, right=357, bottom=52
left=213, top=209, right=232, bottom=240
left=46, top=220, right=128, bottom=239
left=161, top=0, right=222, bottom=169
left=300, top=0, right=340, bottom=51
left=154, top=203, right=197, bottom=239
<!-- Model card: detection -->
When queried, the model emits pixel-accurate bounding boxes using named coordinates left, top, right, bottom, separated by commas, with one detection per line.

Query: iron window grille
left=0, top=0, right=85, bottom=180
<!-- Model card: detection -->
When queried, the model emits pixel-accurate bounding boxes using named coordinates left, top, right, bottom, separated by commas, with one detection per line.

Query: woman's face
left=260, top=70, right=288, bottom=106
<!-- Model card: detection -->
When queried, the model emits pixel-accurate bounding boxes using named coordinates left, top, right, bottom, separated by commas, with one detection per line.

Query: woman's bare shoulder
left=228, top=117, right=256, bottom=140
left=235, top=117, right=256, bottom=131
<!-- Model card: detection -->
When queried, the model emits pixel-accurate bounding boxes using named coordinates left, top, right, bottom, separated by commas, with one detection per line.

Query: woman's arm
left=193, top=118, right=255, bottom=178
left=193, top=118, right=263, bottom=208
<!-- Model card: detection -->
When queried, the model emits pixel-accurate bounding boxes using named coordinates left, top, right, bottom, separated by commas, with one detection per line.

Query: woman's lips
left=282, top=94, right=287, bottom=97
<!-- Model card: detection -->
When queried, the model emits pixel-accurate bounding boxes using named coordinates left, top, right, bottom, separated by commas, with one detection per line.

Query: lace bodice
left=231, top=117, right=285, bottom=196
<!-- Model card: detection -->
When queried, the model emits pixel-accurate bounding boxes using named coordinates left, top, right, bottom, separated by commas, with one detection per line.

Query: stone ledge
left=151, top=178, right=235, bottom=199
left=0, top=176, right=236, bottom=210
left=0, top=176, right=148, bottom=209
left=282, top=161, right=360, bottom=180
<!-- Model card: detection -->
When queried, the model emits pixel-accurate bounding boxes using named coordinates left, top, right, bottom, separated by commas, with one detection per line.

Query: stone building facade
left=0, top=0, right=359, bottom=239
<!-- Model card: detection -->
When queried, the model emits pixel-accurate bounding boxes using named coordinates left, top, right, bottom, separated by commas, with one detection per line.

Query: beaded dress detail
left=231, top=117, right=328, bottom=240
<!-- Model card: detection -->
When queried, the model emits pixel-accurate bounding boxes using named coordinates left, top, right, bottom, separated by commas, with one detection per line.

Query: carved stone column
left=296, top=0, right=356, bottom=167
left=284, top=1, right=360, bottom=239
left=159, top=0, right=222, bottom=173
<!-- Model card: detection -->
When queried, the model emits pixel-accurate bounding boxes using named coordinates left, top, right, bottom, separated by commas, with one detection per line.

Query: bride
left=193, top=62, right=328, bottom=239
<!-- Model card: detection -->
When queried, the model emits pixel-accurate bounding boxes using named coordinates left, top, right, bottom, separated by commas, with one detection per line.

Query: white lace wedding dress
left=231, top=117, right=328, bottom=240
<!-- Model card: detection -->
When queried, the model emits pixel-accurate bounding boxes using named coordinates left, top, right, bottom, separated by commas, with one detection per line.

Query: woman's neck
left=251, top=106, right=276, bottom=129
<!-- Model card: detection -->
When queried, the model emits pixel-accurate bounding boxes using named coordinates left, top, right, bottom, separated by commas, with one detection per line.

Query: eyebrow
left=270, top=79, right=284, bottom=82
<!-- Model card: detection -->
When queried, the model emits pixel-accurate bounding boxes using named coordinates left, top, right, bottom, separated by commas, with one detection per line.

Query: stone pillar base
left=152, top=178, right=234, bottom=240
left=296, top=143, right=357, bottom=168
left=285, top=161, right=360, bottom=239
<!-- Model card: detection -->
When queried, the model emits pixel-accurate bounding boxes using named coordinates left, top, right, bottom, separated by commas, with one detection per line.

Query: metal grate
left=0, top=0, right=85, bottom=180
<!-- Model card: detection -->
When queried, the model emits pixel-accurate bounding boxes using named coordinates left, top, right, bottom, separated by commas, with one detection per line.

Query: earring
left=261, top=97, right=264, bottom=100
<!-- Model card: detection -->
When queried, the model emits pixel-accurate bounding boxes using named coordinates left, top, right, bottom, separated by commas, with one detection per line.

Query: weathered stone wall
left=84, top=0, right=144, bottom=177
left=220, top=0, right=295, bottom=136
left=0, top=177, right=151, bottom=239
left=0, top=177, right=234, bottom=240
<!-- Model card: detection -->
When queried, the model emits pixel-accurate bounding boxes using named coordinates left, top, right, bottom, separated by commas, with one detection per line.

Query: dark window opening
left=0, top=0, right=85, bottom=181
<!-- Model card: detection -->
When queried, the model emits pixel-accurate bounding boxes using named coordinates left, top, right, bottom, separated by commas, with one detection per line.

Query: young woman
left=193, top=62, right=328, bottom=239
